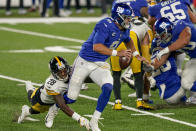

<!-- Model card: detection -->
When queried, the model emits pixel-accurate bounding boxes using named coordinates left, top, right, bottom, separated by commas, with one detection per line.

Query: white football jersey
left=40, top=75, right=68, bottom=104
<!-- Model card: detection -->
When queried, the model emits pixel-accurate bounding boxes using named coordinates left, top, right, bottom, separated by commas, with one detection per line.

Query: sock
left=133, top=72, right=144, bottom=99
left=112, top=71, right=121, bottom=100
left=96, top=83, right=113, bottom=112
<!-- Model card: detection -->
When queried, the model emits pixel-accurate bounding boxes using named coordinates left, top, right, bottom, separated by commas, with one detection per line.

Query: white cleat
left=45, top=104, right=59, bottom=128
left=25, top=81, right=36, bottom=93
left=186, top=97, right=196, bottom=104
left=18, top=105, right=30, bottom=124
left=81, top=83, right=88, bottom=90
left=89, top=119, right=101, bottom=131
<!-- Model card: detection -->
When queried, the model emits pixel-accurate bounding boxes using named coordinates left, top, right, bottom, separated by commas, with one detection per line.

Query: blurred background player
left=40, top=0, right=59, bottom=17
left=65, top=0, right=94, bottom=16
left=17, top=56, right=90, bottom=130
left=5, top=0, right=26, bottom=16
left=28, top=0, right=41, bottom=12
left=111, top=0, right=154, bottom=110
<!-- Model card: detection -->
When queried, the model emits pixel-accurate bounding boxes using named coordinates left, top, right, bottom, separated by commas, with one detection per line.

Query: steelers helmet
left=49, top=56, right=70, bottom=81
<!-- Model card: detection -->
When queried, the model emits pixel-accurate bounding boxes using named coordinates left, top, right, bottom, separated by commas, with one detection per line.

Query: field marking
left=131, top=113, right=175, bottom=116
left=0, top=26, right=85, bottom=43
left=0, top=17, right=102, bottom=24
left=0, top=74, right=196, bottom=128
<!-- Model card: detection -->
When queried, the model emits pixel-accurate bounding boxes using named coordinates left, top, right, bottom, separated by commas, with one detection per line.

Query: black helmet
left=49, top=56, right=70, bottom=81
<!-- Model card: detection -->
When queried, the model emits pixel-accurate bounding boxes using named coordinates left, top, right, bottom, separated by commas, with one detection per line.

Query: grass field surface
left=0, top=18, right=196, bottom=131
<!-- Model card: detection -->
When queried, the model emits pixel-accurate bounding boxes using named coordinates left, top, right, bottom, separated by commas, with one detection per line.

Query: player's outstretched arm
left=157, top=27, right=191, bottom=60
left=53, top=95, right=90, bottom=130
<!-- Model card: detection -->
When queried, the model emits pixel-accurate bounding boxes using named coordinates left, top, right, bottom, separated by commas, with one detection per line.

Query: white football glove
left=79, top=117, right=90, bottom=130
left=156, top=47, right=170, bottom=61
left=147, top=76, right=156, bottom=89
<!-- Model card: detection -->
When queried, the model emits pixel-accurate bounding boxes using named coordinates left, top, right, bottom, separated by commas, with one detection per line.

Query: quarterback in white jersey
left=17, top=56, right=90, bottom=130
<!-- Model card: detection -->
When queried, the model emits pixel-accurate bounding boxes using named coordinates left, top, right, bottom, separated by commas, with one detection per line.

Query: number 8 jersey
left=149, top=0, right=191, bottom=23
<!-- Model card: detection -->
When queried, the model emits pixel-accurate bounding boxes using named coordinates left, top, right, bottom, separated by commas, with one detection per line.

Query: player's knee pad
left=63, top=94, right=76, bottom=104
left=181, top=78, right=193, bottom=91
left=102, top=83, right=113, bottom=99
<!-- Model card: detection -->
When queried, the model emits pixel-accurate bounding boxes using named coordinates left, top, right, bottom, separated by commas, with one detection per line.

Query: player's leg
left=176, top=53, right=186, bottom=76
left=165, top=87, right=186, bottom=104
left=130, top=31, right=153, bottom=110
left=18, top=87, right=50, bottom=123
left=89, top=62, right=113, bottom=131
left=181, top=59, right=196, bottom=92
left=67, top=56, right=97, bottom=101
left=45, top=104, right=59, bottom=128
left=110, top=43, right=127, bottom=110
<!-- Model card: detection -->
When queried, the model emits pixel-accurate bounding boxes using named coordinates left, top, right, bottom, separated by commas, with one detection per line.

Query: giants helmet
left=111, top=2, right=134, bottom=29
left=49, top=56, right=70, bottom=81
left=154, top=17, right=173, bottom=43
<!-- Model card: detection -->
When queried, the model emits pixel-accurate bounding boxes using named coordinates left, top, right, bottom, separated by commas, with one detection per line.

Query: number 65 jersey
left=39, top=75, right=68, bottom=104
left=149, top=0, right=191, bottom=23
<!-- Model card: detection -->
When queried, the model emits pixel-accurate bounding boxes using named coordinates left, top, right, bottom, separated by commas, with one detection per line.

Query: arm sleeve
left=93, top=23, right=109, bottom=44
left=148, top=6, right=156, bottom=17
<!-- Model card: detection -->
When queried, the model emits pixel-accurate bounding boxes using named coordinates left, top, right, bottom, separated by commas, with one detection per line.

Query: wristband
left=133, top=51, right=139, bottom=57
left=112, top=50, right=117, bottom=56
left=72, top=112, right=81, bottom=121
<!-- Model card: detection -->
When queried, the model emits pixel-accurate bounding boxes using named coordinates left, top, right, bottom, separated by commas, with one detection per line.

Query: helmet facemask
left=117, top=13, right=132, bottom=29
left=156, top=29, right=172, bottom=44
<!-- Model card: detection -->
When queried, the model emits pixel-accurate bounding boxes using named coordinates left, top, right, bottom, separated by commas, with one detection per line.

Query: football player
left=63, top=3, right=148, bottom=131
left=153, top=17, right=196, bottom=98
left=17, top=56, right=90, bottom=130
left=111, top=0, right=154, bottom=110
left=148, top=0, right=196, bottom=77
left=143, top=36, right=196, bottom=104
left=148, top=0, right=196, bottom=26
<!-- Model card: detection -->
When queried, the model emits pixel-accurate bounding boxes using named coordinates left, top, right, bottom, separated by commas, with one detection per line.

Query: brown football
left=119, top=56, right=132, bottom=70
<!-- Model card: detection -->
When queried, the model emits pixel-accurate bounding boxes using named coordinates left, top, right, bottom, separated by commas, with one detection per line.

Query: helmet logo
left=159, top=22, right=168, bottom=29
left=55, top=56, right=65, bottom=70
left=116, top=7, right=124, bottom=13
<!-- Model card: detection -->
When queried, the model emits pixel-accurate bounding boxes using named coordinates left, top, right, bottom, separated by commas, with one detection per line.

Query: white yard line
left=0, top=17, right=102, bottom=24
left=0, top=26, right=85, bottom=43
left=0, top=74, right=196, bottom=128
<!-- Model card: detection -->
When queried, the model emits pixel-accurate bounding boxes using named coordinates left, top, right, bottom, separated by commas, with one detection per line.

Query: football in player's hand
left=119, top=56, right=132, bottom=70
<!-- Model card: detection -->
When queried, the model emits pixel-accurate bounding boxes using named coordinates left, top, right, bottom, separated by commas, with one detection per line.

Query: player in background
left=143, top=36, right=196, bottom=104
left=17, top=56, right=90, bottom=130
left=61, top=3, right=149, bottom=131
left=110, top=0, right=154, bottom=110
left=148, top=0, right=196, bottom=76
left=148, top=0, right=196, bottom=26
left=152, top=17, right=196, bottom=100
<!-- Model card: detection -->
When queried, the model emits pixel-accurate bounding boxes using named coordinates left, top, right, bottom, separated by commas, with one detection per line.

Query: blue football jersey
left=149, top=0, right=191, bottom=23
left=151, top=41, right=181, bottom=99
left=79, top=17, right=131, bottom=62
left=113, top=0, right=148, bottom=17
left=161, top=20, right=196, bottom=58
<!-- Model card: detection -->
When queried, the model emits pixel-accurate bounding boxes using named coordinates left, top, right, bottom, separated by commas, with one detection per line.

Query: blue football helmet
left=111, top=2, right=133, bottom=29
left=154, top=17, right=173, bottom=44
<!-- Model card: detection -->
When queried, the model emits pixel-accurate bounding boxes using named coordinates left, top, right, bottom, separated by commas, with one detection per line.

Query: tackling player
left=17, top=56, right=90, bottom=130
left=153, top=17, right=196, bottom=98
left=143, top=36, right=196, bottom=104
left=111, top=0, right=154, bottom=110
